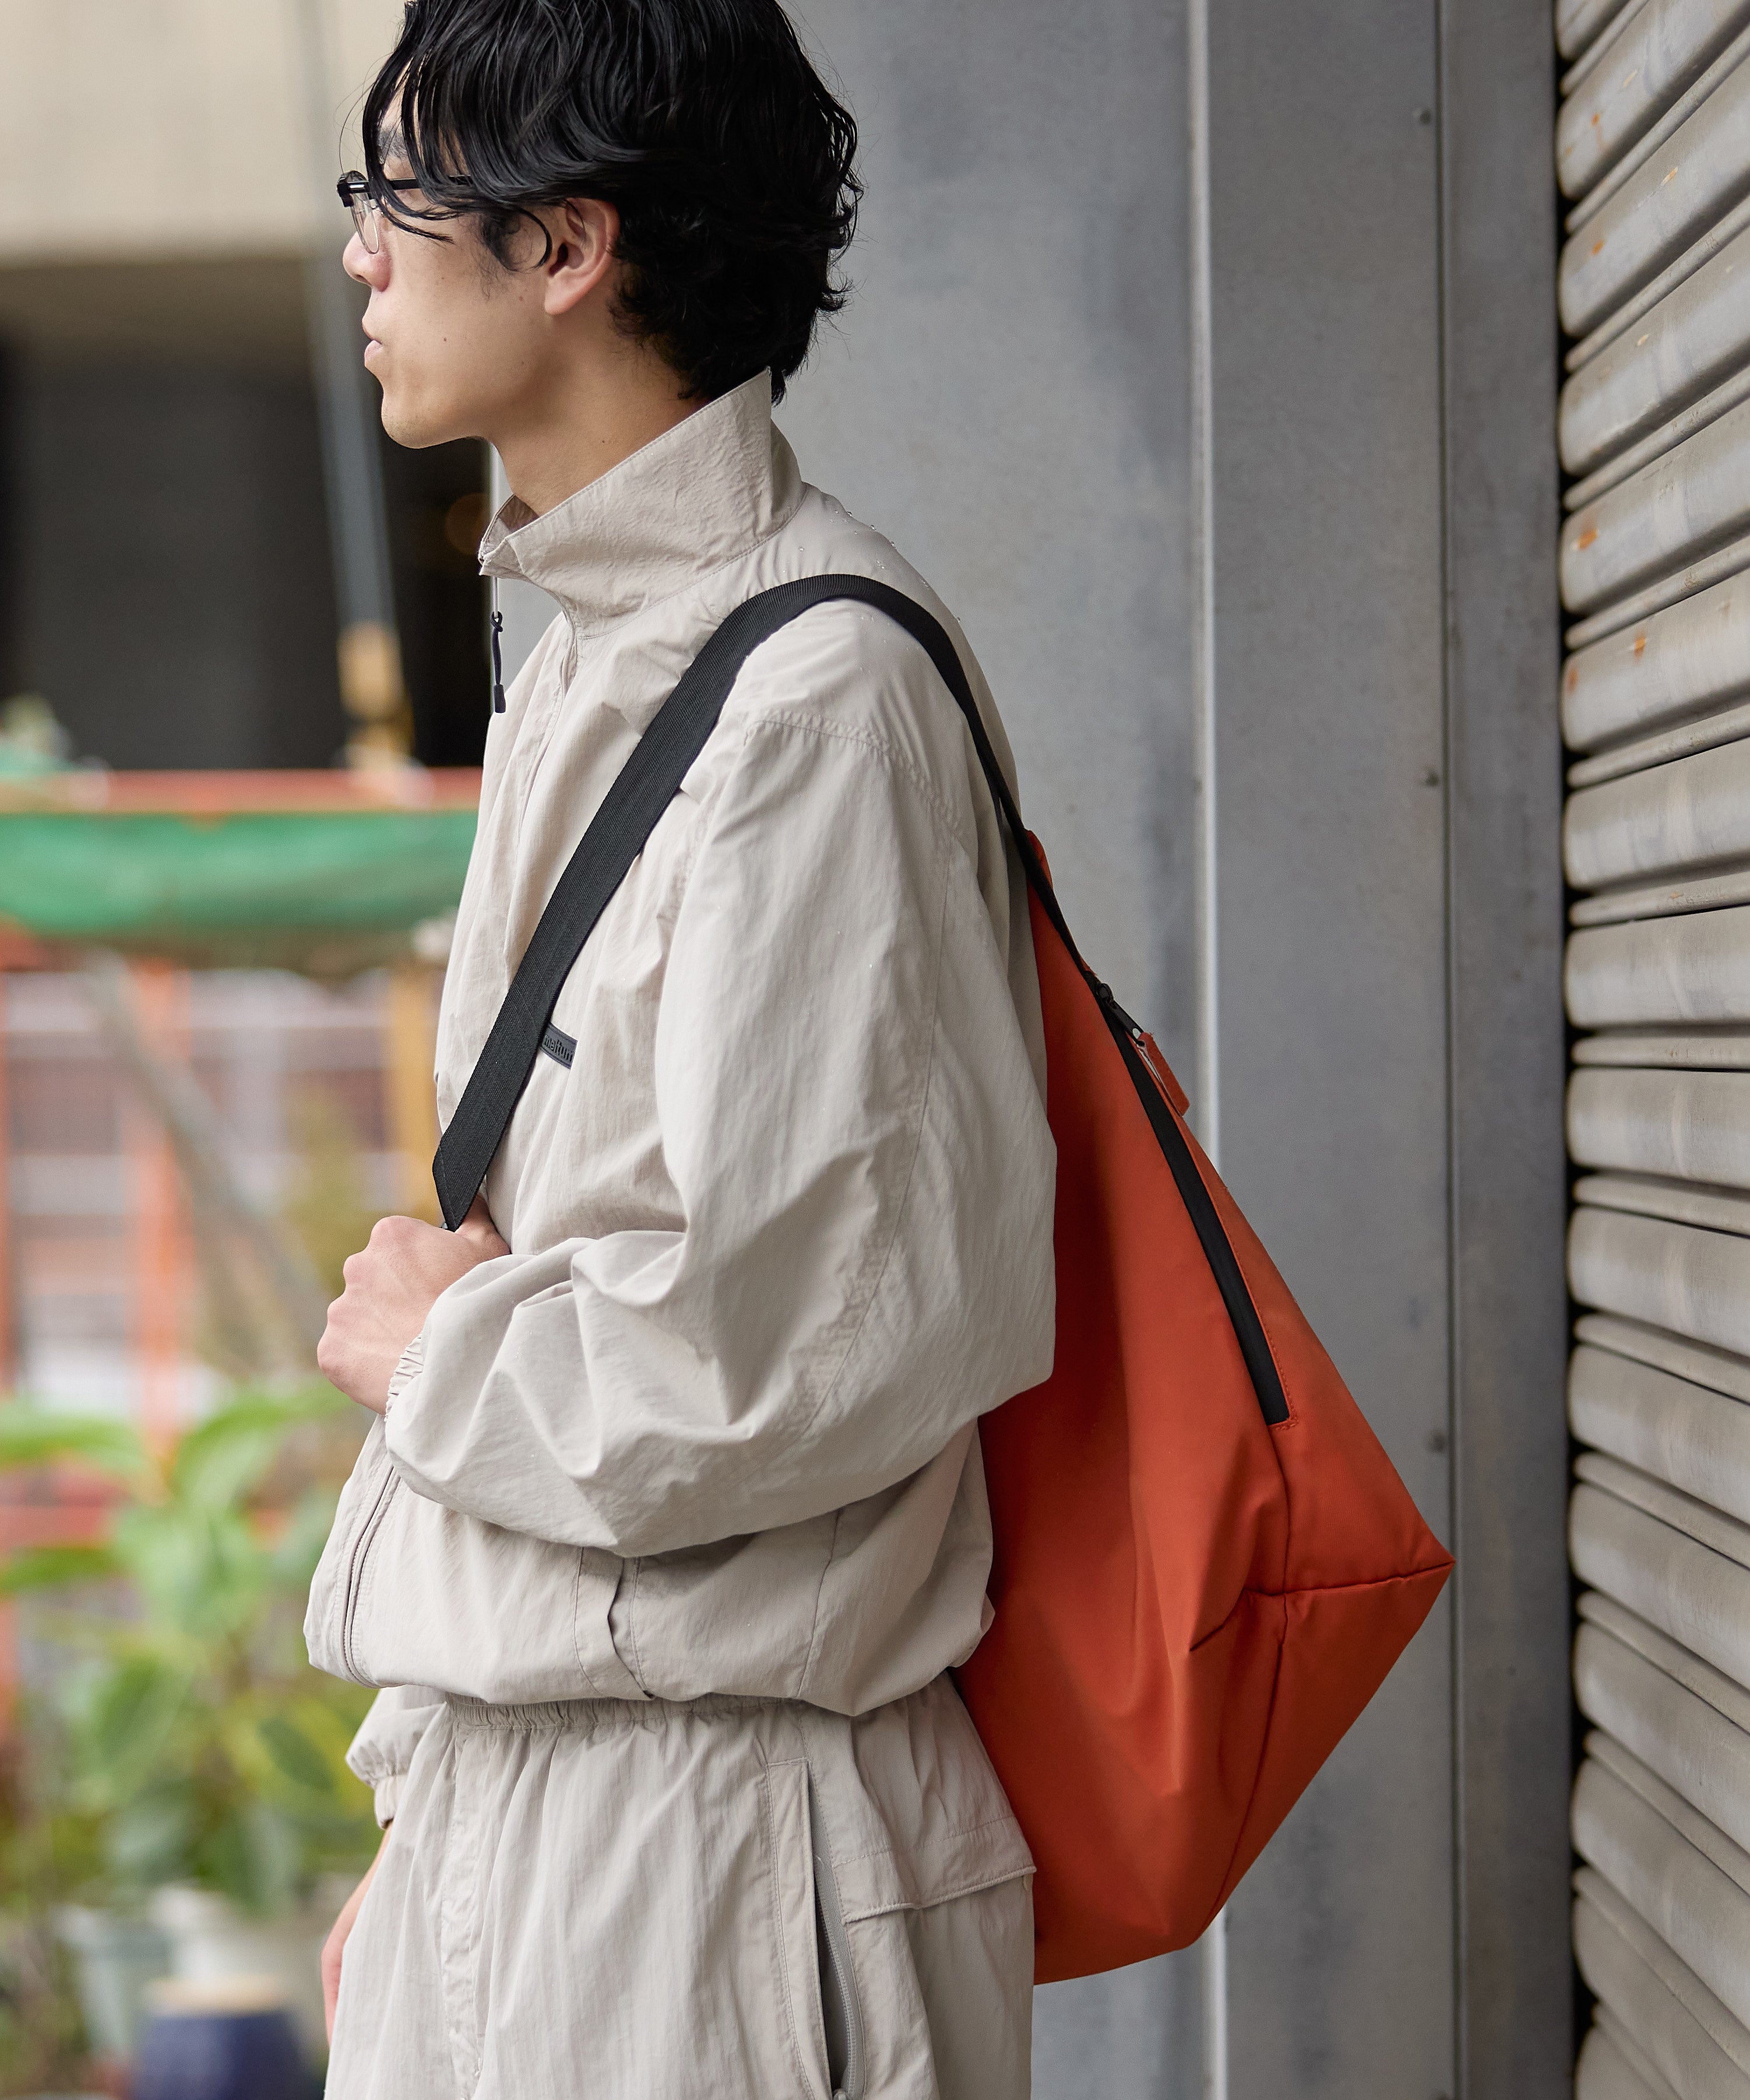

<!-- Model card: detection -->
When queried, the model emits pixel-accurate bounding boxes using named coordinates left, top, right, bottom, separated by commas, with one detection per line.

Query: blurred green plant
left=0, top=1385, right=377, bottom=1921
left=0, top=1732, right=94, bottom=2095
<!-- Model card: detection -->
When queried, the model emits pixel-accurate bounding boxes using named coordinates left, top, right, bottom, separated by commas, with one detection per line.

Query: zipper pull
left=490, top=607, right=506, bottom=713
left=1094, top=980, right=1191, bottom=1116
left=1097, top=983, right=1140, bottom=1038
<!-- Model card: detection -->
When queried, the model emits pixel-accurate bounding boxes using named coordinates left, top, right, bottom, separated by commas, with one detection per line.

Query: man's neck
left=492, top=369, right=700, bottom=520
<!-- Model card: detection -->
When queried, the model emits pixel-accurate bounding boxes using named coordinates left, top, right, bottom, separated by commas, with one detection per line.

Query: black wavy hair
left=361, top=0, right=861, bottom=402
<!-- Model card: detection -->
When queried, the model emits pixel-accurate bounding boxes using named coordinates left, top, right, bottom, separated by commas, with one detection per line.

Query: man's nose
left=342, top=231, right=388, bottom=289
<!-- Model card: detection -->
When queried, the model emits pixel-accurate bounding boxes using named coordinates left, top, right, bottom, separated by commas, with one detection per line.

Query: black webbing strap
left=428, top=574, right=1288, bottom=1429
left=433, top=574, right=1065, bottom=1227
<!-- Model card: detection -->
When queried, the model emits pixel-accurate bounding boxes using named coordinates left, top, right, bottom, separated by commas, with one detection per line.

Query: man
left=307, top=2, right=1055, bottom=2094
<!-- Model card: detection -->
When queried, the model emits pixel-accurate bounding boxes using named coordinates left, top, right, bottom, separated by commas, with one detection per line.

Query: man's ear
left=543, top=198, right=621, bottom=317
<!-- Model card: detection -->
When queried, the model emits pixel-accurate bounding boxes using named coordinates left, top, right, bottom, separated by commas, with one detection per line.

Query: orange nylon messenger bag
left=431, top=574, right=1455, bottom=1988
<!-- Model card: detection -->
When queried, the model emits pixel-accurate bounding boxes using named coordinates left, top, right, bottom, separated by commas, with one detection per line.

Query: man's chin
left=378, top=394, right=457, bottom=451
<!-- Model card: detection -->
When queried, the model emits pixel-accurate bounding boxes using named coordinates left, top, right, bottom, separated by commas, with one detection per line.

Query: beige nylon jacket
left=305, top=374, right=1057, bottom=1813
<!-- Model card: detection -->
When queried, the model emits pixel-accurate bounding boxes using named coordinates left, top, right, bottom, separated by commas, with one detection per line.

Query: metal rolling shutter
left=1561, top=4, right=1750, bottom=2092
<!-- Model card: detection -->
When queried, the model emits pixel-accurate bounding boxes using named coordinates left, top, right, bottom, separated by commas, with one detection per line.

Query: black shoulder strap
left=431, top=574, right=1086, bottom=1230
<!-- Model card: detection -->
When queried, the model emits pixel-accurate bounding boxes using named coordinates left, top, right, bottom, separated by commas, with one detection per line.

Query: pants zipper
left=808, top=1774, right=865, bottom=2100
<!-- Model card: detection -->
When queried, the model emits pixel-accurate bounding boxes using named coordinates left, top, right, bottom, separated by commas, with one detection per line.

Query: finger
left=323, top=1880, right=365, bottom=2039
left=458, top=1195, right=508, bottom=1252
left=322, top=1932, right=343, bottom=2039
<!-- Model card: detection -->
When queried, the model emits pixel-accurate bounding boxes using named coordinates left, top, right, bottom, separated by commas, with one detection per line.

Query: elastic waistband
left=444, top=1691, right=795, bottom=1736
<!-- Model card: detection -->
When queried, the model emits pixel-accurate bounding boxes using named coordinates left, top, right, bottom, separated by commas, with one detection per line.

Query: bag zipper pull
left=1093, top=980, right=1191, bottom=1116
left=1100, top=985, right=1143, bottom=1041
left=1090, top=977, right=1148, bottom=1047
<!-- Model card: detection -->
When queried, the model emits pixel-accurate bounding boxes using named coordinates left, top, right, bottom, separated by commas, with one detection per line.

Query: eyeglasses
left=337, top=172, right=422, bottom=255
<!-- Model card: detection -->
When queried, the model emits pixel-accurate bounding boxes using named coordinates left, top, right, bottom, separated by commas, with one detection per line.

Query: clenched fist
left=316, top=1197, right=508, bottom=1413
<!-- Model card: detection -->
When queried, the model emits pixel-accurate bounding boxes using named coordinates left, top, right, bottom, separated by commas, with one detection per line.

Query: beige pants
left=327, top=1680, right=1035, bottom=2099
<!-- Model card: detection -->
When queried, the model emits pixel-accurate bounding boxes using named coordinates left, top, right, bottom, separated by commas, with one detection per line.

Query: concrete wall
left=779, top=2, right=1571, bottom=2096
left=1202, top=9, right=1457, bottom=2090
left=782, top=0, right=1200, bottom=1080
left=1202, top=5, right=1569, bottom=2094
left=0, top=0, right=402, bottom=263
left=779, top=4, right=1205, bottom=2094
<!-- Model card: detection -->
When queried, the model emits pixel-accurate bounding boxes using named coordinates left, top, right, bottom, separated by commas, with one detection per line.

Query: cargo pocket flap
left=831, top=1812, right=1035, bottom=1925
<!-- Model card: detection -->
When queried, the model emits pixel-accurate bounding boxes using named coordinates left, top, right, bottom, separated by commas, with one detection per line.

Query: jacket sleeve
left=345, top=1683, right=446, bottom=1827
left=382, top=701, right=1057, bottom=1559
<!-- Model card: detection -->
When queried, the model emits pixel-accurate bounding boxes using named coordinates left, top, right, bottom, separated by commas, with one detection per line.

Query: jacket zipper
left=808, top=1774, right=865, bottom=2100
left=490, top=596, right=506, bottom=712
left=340, top=1462, right=400, bottom=1684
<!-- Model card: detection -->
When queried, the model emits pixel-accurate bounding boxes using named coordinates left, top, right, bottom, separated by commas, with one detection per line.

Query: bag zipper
left=1093, top=988, right=1292, bottom=1427
left=340, top=1460, right=400, bottom=1684
left=1094, top=983, right=1191, bottom=1114
left=808, top=1774, right=864, bottom=2100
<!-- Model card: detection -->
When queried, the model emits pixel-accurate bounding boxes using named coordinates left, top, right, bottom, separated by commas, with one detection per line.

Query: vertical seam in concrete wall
left=1189, top=0, right=1220, bottom=1177
left=1187, top=3, right=1229, bottom=2095
left=1432, top=5, right=1469, bottom=2096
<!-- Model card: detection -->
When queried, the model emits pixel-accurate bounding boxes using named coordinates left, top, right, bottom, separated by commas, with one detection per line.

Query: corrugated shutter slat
left=1562, top=6, right=1750, bottom=2022
left=1558, top=0, right=1750, bottom=203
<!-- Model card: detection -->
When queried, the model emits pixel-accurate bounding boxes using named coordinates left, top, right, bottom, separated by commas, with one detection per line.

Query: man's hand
left=323, top=1822, right=392, bottom=2040
left=317, top=1197, right=508, bottom=1413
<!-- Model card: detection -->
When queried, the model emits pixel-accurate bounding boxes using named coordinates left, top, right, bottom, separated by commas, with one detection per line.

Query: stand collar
left=478, top=371, right=802, bottom=635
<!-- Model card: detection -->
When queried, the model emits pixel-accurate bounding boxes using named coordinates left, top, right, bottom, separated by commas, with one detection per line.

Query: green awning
left=0, top=771, right=480, bottom=973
